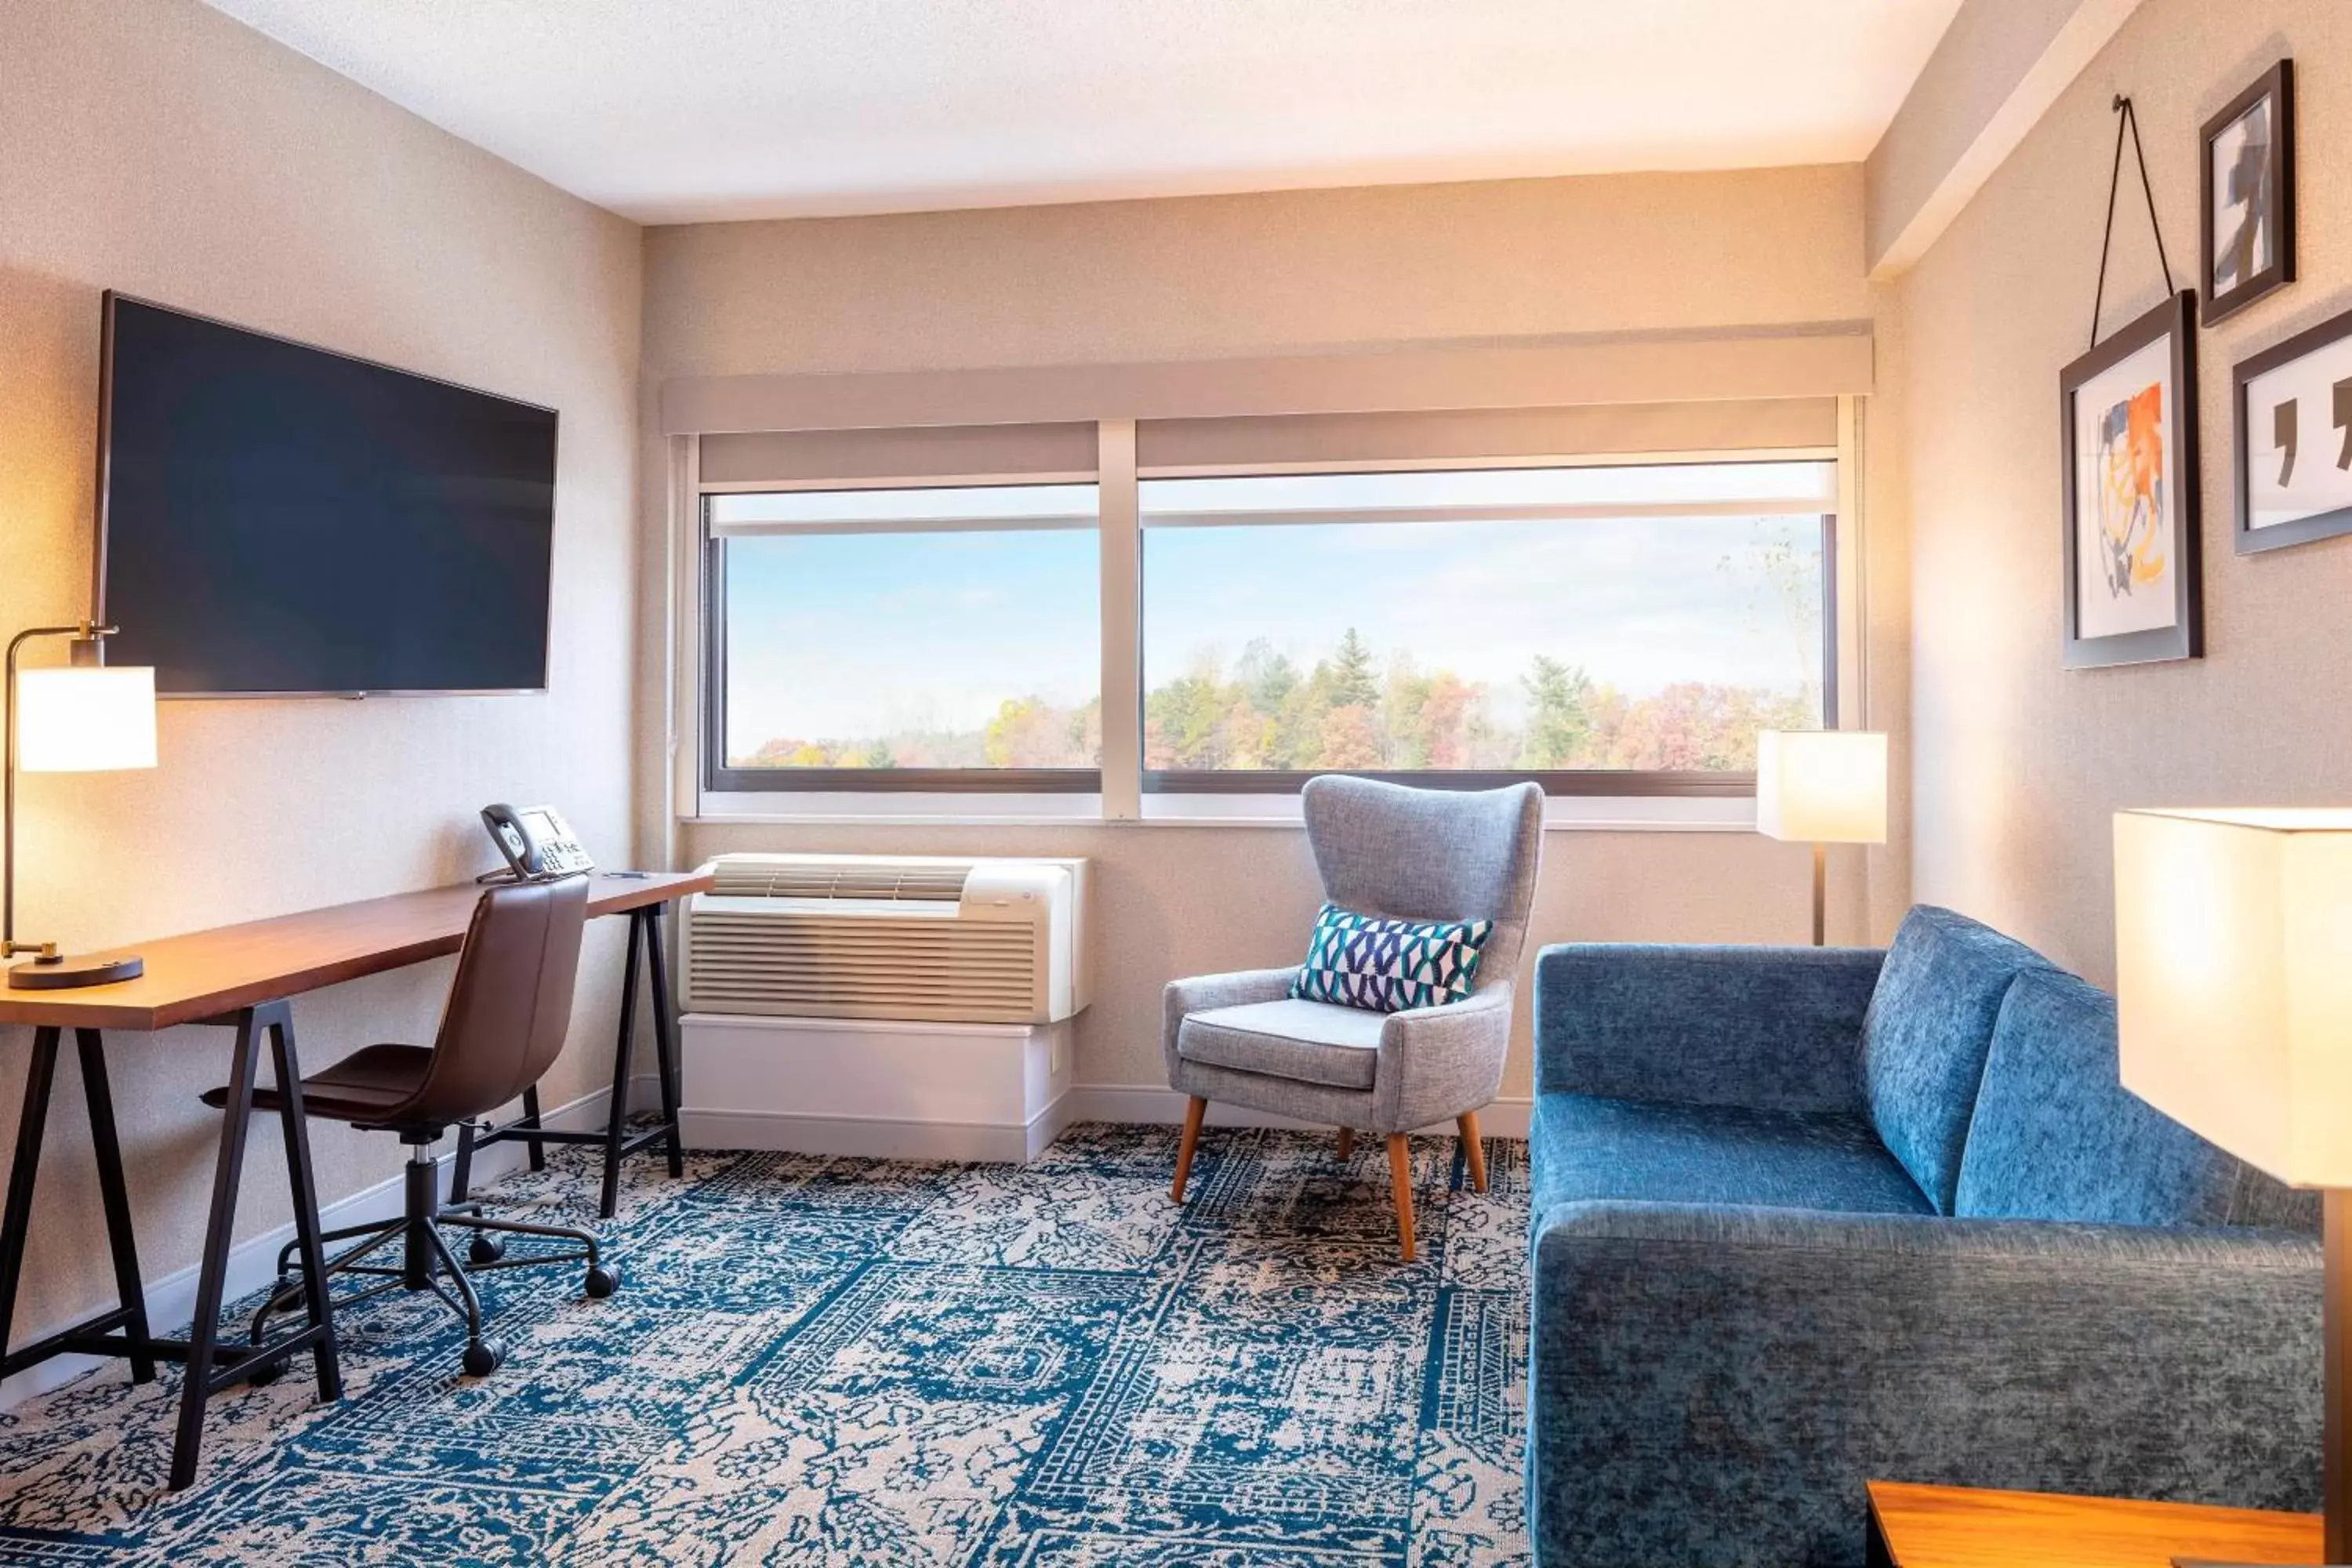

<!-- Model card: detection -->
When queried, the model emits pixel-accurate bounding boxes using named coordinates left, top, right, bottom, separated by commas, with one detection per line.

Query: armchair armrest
left=1535, top=942, right=1882, bottom=1115
left=1161, top=967, right=1299, bottom=1081
left=1374, top=985, right=1514, bottom=1132
left=1529, top=1201, right=2321, bottom=1568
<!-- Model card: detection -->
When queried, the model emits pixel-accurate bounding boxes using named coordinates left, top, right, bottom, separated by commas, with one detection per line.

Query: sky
left=717, top=466, right=1831, bottom=756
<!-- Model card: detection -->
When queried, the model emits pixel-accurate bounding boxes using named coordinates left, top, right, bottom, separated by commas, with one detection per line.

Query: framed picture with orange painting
left=2060, top=290, right=2201, bottom=668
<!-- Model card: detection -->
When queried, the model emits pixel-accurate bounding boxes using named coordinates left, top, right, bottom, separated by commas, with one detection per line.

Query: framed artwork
left=2234, top=302, right=2352, bottom=554
left=2201, top=59, right=2295, bottom=327
left=2060, top=291, right=2201, bottom=668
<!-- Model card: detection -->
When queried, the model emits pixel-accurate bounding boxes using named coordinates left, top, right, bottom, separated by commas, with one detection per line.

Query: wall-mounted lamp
left=5, top=622, right=157, bottom=989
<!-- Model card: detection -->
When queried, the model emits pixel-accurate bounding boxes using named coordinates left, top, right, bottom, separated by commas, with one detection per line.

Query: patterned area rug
left=0, top=1124, right=1530, bottom=1566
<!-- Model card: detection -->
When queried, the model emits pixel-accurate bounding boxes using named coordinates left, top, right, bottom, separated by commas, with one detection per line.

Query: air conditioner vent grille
left=710, top=862, right=972, bottom=902
left=686, top=912, right=1037, bottom=1024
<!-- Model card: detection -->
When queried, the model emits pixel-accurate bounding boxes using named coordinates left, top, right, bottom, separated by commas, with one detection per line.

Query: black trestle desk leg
left=265, top=1005, right=340, bottom=1403
left=518, top=1083, right=545, bottom=1173
left=644, top=906, right=684, bottom=1178
left=0, top=1028, right=61, bottom=1378
left=76, top=1029, right=155, bottom=1385
left=597, top=910, right=644, bottom=1221
left=171, top=1007, right=262, bottom=1493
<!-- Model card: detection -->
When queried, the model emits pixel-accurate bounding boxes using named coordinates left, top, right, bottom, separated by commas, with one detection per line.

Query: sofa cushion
left=1178, top=998, right=1384, bottom=1090
left=1530, top=1092, right=1934, bottom=1218
left=1861, top=906, right=2052, bottom=1214
left=1955, top=968, right=2318, bottom=1230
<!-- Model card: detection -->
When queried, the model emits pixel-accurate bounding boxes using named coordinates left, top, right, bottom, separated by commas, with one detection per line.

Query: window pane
left=718, top=491, right=1101, bottom=772
left=1141, top=465, right=1827, bottom=774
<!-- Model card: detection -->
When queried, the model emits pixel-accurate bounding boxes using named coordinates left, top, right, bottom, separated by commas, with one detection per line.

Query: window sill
left=688, top=792, right=1756, bottom=832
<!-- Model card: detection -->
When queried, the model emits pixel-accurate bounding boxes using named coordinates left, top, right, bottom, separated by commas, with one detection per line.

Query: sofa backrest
left=1861, top=906, right=2053, bottom=1214
left=1955, top=967, right=2316, bottom=1230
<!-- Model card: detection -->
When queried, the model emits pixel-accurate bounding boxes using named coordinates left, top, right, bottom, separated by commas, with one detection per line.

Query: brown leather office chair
left=203, top=875, right=618, bottom=1378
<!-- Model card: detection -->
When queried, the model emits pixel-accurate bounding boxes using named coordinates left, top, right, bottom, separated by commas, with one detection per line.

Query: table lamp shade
left=2114, top=807, right=2352, bottom=1189
left=15, top=666, right=156, bottom=773
left=1755, top=730, right=1888, bottom=844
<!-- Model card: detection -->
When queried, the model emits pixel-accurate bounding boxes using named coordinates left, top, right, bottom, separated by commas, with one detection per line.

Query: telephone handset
left=480, top=803, right=595, bottom=882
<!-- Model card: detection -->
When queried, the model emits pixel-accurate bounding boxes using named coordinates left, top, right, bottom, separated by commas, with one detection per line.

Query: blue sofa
left=1526, top=906, right=2322, bottom=1568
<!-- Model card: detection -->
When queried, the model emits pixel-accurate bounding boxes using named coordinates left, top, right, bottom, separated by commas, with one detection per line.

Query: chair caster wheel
left=583, top=1264, right=620, bottom=1299
left=466, top=1233, right=506, bottom=1265
left=462, top=1338, right=507, bottom=1377
left=246, top=1357, right=284, bottom=1387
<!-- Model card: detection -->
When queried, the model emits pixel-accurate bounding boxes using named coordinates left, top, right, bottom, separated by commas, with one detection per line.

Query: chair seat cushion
left=201, top=1043, right=433, bottom=1123
left=1178, top=998, right=1385, bottom=1091
left=1530, top=1091, right=1935, bottom=1218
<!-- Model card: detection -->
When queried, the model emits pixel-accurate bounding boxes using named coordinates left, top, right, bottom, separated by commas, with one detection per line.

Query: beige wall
left=642, top=166, right=1907, bottom=1105
left=1896, top=0, right=2352, bottom=982
left=0, top=0, right=641, bottom=1353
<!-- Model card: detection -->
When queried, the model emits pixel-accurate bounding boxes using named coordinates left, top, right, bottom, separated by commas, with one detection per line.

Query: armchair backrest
left=1300, top=775, right=1544, bottom=989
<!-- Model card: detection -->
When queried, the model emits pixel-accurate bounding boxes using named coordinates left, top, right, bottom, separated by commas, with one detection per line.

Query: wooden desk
left=0, top=868, right=710, bottom=1492
left=1867, top=1480, right=2323, bottom=1568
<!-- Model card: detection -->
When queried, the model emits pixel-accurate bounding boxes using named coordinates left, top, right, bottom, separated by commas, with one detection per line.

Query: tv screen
left=96, top=294, right=557, bottom=695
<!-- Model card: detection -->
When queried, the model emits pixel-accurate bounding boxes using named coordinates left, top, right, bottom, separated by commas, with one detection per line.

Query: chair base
left=247, top=1143, right=615, bottom=1381
left=1169, top=1098, right=1490, bottom=1264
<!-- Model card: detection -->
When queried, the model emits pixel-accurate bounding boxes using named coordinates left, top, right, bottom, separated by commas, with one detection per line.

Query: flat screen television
left=96, top=293, right=558, bottom=696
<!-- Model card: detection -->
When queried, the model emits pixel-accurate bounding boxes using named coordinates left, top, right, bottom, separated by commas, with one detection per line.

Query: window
left=705, top=484, right=1102, bottom=790
left=1138, top=461, right=1834, bottom=793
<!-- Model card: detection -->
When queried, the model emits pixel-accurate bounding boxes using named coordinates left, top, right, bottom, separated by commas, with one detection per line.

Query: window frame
left=691, top=445, right=1847, bottom=808
left=699, top=485, right=1105, bottom=795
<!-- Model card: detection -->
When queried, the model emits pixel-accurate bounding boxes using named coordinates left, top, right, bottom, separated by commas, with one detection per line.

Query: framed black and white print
left=2060, top=292, right=2201, bottom=668
left=2201, top=59, right=2295, bottom=327
left=2234, top=303, right=2352, bottom=554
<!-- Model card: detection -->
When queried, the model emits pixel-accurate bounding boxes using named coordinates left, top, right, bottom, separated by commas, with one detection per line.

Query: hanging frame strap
left=2089, top=95, right=2178, bottom=351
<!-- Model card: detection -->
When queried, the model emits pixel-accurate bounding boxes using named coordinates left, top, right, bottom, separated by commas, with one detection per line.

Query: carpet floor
left=0, top=1123, right=1530, bottom=1566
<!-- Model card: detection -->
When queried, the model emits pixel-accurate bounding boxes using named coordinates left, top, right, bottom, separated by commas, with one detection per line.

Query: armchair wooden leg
left=1386, top=1134, right=1417, bottom=1262
left=1337, top=1127, right=1354, bottom=1163
left=1457, top=1111, right=1488, bottom=1193
left=1171, top=1096, right=1207, bottom=1203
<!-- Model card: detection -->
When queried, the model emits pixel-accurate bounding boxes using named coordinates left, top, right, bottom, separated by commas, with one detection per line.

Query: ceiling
left=202, top=0, right=1965, bottom=227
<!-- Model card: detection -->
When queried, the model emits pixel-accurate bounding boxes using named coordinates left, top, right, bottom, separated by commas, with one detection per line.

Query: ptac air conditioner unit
left=681, top=854, right=1091, bottom=1025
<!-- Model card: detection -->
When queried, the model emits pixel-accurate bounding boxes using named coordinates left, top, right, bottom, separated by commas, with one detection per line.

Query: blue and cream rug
left=0, top=1124, right=1530, bottom=1566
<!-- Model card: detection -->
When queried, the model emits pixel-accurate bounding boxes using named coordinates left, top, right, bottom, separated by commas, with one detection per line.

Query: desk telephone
left=480, top=803, right=595, bottom=881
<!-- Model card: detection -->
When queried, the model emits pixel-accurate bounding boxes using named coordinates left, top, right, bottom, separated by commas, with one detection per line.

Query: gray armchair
left=1162, top=775, right=1544, bottom=1259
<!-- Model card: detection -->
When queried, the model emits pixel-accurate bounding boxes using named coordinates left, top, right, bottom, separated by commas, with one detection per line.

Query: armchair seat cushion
left=1177, top=998, right=1385, bottom=1091
left=1531, top=1091, right=1935, bottom=1218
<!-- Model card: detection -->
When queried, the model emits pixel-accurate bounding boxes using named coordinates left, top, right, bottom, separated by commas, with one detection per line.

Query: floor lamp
left=4, top=622, right=157, bottom=989
left=1755, top=730, right=1887, bottom=946
left=2114, top=807, right=2352, bottom=1567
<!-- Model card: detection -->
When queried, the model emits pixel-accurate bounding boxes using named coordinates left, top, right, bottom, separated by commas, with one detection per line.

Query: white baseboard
left=1065, top=1084, right=1533, bottom=1140
left=0, top=1082, right=618, bottom=1412
left=684, top=1087, right=1075, bottom=1165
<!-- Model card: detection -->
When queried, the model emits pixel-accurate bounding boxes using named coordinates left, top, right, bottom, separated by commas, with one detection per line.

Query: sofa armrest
left=1529, top=1201, right=2321, bottom=1568
left=1161, top=967, right=1299, bottom=1082
left=1374, top=984, right=1514, bottom=1131
left=1534, top=942, right=1883, bottom=1114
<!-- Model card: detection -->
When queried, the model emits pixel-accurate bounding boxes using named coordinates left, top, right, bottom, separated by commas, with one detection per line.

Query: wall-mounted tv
left=96, top=293, right=558, bottom=696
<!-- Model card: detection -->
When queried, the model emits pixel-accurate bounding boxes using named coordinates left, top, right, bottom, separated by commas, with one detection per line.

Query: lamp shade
left=1755, top=730, right=1887, bottom=844
left=2114, top=807, right=2352, bottom=1189
left=16, top=665, right=157, bottom=772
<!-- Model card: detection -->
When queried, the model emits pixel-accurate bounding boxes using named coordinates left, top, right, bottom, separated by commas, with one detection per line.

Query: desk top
left=0, top=870, right=712, bottom=1033
left=1867, top=1481, right=2323, bottom=1568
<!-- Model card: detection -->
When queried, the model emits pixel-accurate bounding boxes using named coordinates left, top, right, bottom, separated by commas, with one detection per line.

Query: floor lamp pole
left=2329, top=1189, right=2350, bottom=1564
left=1810, top=842, right=1826, bottom=947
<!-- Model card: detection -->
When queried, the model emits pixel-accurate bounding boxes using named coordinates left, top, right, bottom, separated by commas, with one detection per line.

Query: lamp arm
left=4, top=622, right=104, bottom=957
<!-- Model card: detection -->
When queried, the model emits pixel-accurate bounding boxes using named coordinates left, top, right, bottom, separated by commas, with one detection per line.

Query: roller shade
left=1136, top=399, right=1836, bottom=474
left=699, top=422, right=1097, bottom=487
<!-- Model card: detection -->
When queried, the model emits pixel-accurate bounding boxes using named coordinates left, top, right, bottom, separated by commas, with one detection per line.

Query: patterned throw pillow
left=1290, top=903, right=1495, bottom=1014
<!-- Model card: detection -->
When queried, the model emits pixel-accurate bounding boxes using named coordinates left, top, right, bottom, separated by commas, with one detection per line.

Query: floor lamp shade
left=1755, top=731, right=1888, bottom=844
left=2114, top=807, right=2352, bottom=1187
left=15, top=666, right=157, bottom=773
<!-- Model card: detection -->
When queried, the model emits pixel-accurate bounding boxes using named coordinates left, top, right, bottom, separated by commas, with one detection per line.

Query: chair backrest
left=400, top=875, right=590, bottom=1128
left=1300, top=775, right=1545, bottom=988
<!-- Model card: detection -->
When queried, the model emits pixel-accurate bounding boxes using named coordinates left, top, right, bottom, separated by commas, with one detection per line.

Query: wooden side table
left=1867, top=1480, right=2322, bottom=1568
